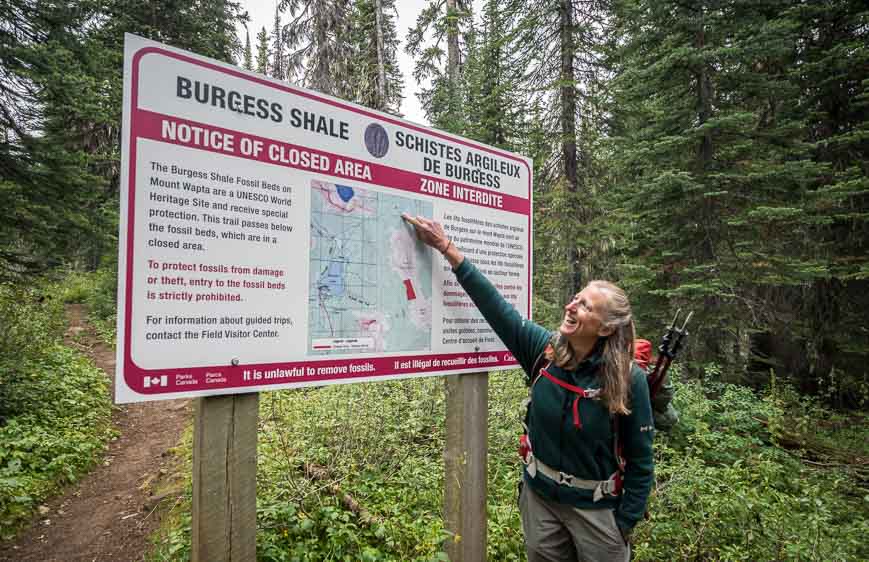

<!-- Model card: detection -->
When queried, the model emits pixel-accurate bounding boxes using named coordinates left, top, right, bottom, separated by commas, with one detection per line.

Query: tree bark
left=447, top=0, right=460, bottom=85
left=374, top=0, right=386, bottom=109
left=559, top=0, right=581, bottom=298
left=695, top=21, right=713, bottom=168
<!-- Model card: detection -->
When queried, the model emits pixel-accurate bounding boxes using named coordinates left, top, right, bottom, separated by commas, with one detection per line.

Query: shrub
left=0, top=346, right=113, bottom=539
left=632, top=376, right=868, bottom=561
left=149, top=370, right=868, bottom=561
left=0, top=282, right=114, bottom=540
left=0, top=284, right=66, bottom=420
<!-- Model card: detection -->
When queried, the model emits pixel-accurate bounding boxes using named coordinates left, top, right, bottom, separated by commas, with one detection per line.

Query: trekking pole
left=645, top=310, right=678, bottom=395
left=648, top=309, right=693, bottom=399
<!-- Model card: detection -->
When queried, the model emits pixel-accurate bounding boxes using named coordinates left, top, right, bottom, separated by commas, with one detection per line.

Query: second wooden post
left=444, top=372, right=488, bottom=562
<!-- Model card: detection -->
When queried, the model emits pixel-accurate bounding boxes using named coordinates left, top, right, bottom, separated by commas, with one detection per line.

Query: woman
left=403, top=214, right=653, bottom=562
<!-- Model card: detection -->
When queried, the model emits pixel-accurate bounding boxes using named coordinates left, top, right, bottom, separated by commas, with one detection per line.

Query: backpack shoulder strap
left=527, top=347, right=549, bottom=388
left=522, top=347, right=550, bottom=434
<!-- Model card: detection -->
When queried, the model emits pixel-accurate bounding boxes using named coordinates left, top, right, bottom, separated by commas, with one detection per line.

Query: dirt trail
left=0, top=305, right=191, bottom=562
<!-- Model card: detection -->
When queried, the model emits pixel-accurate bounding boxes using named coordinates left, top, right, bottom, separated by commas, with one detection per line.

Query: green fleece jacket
left=453, top=259, right=654, bottom=531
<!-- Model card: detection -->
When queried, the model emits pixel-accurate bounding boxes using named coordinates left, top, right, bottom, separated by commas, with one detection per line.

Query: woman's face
left=559, top=285, right=612, bottom=341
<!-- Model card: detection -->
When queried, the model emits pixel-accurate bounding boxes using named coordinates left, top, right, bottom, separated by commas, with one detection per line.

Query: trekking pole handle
left=669, top=311, right=693, bottom=356
left=658, top=309, right=681, bottom=359
left=679, top=311, right=694, bottom=332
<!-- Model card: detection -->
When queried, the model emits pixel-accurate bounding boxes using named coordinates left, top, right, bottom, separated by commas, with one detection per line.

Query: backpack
left=634, top=339, right=679, bottom=431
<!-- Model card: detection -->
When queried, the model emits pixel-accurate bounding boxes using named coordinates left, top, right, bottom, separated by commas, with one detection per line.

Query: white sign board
left=116, top=34, right=533, bottom=403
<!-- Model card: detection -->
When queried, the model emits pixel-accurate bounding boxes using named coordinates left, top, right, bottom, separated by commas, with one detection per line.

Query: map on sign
left=308, top=180, right=433, bottom=355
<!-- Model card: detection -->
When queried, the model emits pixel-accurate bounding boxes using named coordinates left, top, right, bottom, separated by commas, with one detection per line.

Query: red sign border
left=122, top=44, right=533, bottom=398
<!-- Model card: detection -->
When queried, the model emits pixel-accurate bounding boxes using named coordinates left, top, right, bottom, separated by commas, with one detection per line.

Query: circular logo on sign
left=364, top=123, right=389, bottom=158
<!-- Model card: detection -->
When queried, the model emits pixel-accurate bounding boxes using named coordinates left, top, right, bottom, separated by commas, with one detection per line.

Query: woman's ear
left=597, top=325, right=614, bottom=337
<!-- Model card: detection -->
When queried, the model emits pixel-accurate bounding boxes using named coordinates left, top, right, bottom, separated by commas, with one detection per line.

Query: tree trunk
left=695, top=22, right=713, bottom=168
left=445, top=0, right=465, bottom=127
left=693, top=8, right=724, bottom=359
left=559, top=0, right=581, bottom=299
left=374, top=0, right=386, bottom=109
left=442, top=5, right=489, bottom=559
left=446, top=0, right=460, bottom=85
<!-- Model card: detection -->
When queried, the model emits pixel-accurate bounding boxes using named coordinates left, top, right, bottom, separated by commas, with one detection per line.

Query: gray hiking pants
left=520, top=482, right=630, bottom=562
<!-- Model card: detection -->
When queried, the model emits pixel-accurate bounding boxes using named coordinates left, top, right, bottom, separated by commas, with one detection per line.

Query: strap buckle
left=557, top=471, right=573, bottom=485
left=593, top=477, right=618, bottom=502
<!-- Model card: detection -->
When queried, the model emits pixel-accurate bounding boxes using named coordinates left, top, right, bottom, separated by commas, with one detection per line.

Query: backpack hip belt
left=523, top=452, right=620, bottom=502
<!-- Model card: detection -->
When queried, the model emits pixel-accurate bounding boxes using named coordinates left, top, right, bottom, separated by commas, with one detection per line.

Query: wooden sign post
left=192, top=393, right=259, bottom=562
left=444, top=373, right=488, bottom=562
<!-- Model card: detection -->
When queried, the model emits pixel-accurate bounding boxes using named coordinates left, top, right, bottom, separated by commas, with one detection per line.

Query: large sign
left=116, top=34, right=533, bottom=403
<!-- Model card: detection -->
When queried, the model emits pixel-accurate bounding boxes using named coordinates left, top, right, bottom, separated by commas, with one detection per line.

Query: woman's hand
left=401, top=214, right=450, bottom=252
left=401, top=213, right=464, bottom=268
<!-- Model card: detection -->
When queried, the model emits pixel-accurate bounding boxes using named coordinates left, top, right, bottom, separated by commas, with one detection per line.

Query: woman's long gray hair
left=546, top=280, right=635, bottom=415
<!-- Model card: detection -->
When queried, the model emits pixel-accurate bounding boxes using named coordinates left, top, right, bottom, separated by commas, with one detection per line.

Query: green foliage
left=149, top=378, right=453, bottom=561
left=634, top=374, right=868, bottom=561
left=57, top=271, right=95, bottom=304
left=243, top=30, right=253, bottom=70
left=252, top=380, right=451, bottom=561
left=144, top=428, right=194, bottom=562
left=149, top=369, right=867, bottom=560
left=279, top=0, right=355, bottom=96
left=404, top=0, right=474, bottom=131
left=0, top=282, right=76, bottom=419
left=0, top=284, right=113, bottom=539
left=0, top=347, right=113, bottom=539
left=0, top=286, right=65, bottom=387
left=255, top=26, right=271, bottom=75
left=2, top=0, right=866, bottom=556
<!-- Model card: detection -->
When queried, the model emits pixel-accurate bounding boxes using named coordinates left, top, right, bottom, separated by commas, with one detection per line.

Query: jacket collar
left=574, top=337, right=606, bottom=373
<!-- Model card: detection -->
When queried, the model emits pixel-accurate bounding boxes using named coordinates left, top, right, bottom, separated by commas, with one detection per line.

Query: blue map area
left=336, top=185, right=355, bottom=203
left=323, top=262, right=346, bottom=297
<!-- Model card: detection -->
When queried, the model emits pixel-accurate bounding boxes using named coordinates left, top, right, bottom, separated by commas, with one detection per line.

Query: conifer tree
left=606, top=0, right=868, bottom=403
left=272, top=7, right=285, bottom=80
left=609, top=0, right=796, bottom=361
left=350, top=0, right=403, bottom=113
left=774, top=1, right=869, bottom=403
left=255, top=26, right=270, bottom=75
left=0, top=1, right=104, bottom=276
left=466, top=0, right=536, bottom=151
left=243, top=29, right=253, bottom=70
left=509, top=0, right=612, bottom=305
left=0, top=0, right=248, bottom=278
left=405, top=0, right=474, bottom=131
left=279, top=0, right=354, bottom=97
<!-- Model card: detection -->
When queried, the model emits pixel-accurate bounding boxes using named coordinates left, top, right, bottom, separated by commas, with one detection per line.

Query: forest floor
left=0, top=305, right=190, bottom=562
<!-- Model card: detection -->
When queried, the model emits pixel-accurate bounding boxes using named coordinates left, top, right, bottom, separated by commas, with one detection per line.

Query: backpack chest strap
left=539, top=368, right=601, bottom=429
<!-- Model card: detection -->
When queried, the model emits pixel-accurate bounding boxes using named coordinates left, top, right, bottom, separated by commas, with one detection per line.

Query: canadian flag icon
left=143, top=375, right=168, bottom=388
